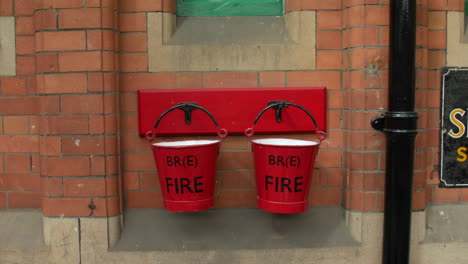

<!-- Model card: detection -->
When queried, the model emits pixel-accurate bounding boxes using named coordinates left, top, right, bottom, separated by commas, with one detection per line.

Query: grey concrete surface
left=425, top=204, right=468, bottom=243
left=113, top=207, right=359, bottom=251
left=0, top=210, right=45, bottom=250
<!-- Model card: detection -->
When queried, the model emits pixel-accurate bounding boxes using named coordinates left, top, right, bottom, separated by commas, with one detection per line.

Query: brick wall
left=0, top=0, right=465, bottom=217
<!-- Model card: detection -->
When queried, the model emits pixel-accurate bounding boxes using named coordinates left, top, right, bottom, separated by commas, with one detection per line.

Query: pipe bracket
left=371, top=111, right=418, bottom=134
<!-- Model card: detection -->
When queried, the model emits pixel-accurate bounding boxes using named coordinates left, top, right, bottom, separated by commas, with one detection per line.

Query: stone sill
left=0, top=210, right=46, bottom=251
left=148, top=11, right=316, bottom=72
left=113, top=207, right=359, bottom=252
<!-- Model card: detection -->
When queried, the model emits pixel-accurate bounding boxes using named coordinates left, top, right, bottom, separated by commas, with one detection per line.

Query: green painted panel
left=177, top=0, right=283, bottom=17
left=465, top=0, right=468, bottom=16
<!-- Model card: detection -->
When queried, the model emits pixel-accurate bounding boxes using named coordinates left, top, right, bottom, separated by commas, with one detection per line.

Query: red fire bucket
left=245, top=102, right=326, bottom=214
left=146, top=103, right=227, bottom=212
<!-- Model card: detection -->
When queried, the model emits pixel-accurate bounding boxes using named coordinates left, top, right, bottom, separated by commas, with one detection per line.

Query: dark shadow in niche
left=112, top=207, right=359, bottom=251
left=167, top=16, right=292, bottom=45
left=465, top=15, right=468, bottom=43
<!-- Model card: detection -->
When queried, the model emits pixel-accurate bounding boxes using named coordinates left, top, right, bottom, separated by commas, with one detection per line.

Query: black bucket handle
left=244, top=101, right=326, bottom=142
left=145, top=103, right=228, bottom=142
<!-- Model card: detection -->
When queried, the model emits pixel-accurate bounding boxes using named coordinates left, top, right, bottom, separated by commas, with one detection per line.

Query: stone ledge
left=113, top=207, right=359, bottom=251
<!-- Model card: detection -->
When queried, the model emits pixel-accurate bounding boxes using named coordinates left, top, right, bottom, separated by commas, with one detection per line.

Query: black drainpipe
left=370, top=0, right=418, bottom=264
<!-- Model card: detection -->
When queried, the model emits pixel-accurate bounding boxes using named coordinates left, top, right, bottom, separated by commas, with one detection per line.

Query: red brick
left=412, top=191, right=426, bottom=210
left=86, top=30, right=102, bottom=50
left=301, top=0, right=341, bottom=10
left=215, top=190, right=257, bottom=208
left=428, top=11, right=446, bottom=29
left=102, top=8, right=118, bottom=29
left=0, top=193, right=6, bottom=209
left=16, top=36, right=35, bottom=56
left=204, top=72, right=257, bottom=88
left=428, top=50, right=445, bottom=69
left=140, top=171, right=160, bottom=191
left=124, top=152, right=156, bottom=171
left=62, top=136, right=105, bottom=156
left=219, top=170, right=254, bottom=189
left=285, top=0, right=300, bottom=12
left=3, top=116, right=29, bottom=134
left=60, top=94, right=103, bottom=115
left=38, top=96, right=60, bottom=114
left=34, top=10, right=57, bottom=31
left=36, top=53, right=58, bottom=73
left=106, top=176, right=120, bottom=196
left=46, top=116, right=89, bottom=135
left=428, top=0, right=447, bottom=10
left=309, top=188, right=342, bottom=207
left=0, top=97, right=38, bottom=115
left=175, top=72, right=203, bottom=89
left=1, top=77, right=26, bottom=96
left=120, top=53, right=147, bottom=72
left=0, top=0, right=13, bottom=15
left=36, top=31, right=86, bottom=52
left=41, top=177, right=63, bottom=197
left=317, top=31, right=342, bottom=50
left=315, top=149, right=342, bottom=168
left=123, top=172, right=139, bottom=191
left=126, top=191, right=163, bottom=209
left=217, top=152, right=254, bottom=170
left=349, top=48, right=389, bottom=69
left=448, top=0, right=464, bottom=11
left=287, top=71, right=340, bottom=90
left=317, top=11, right=342, bottom=30
left=0, top=173, right=40, bottom=191
left=37, top=73, right=87, bottom=94
left=121, top=73, right=176, bottom=91
left=16, top=16, right=34, bottom=35
left=42, top=197, right=94, bottom=216
left=0, top=135, right=39, bottom=152
left=16, top=56, right=35, bottom=76
left=87, top=30, right=116, bottom=51
left=121, top=33, right=147, bottom=52
left=102, top=51, right=117, bottom=71
left=162, top=0, right=176, bottom=12
left=86, top=0, right=101, bottom=7
left=259, top=72, right=286, bottom=87
left=365, top=6, right=390, bottom=25
left=327, top=90, right=344, bottom=109
left=40, top=136, right=62, bottom=156
left=90, top=156, right=105, bottom=176
left=317, top=51, right=342, bottom=70
left=119, top=13, right=147, bottom=32
left=343, top=27, right=379, bottom=48
left=59, top=8, right=101, bottom=29
left=35, top=0, right=84, bottom=9
left=89, top=115, right=104, bottom=134
left=433, top=188, right=459, bottom=203
left=428, top=31, right=446, bottom=50
left=14, top=0, right=34, bottom=15
left=345, top=191, right=378, bottom=211
left=346, top=151, right=380, bottom=171
left=63, top=178, right=106, bottom=197
left=44, top=157, right=90, bottom=177
left=58, top=52, right=101, bottom=72
left=9, top=192, right=41, bottom=209
left=121, top=0, right=163, bottom=12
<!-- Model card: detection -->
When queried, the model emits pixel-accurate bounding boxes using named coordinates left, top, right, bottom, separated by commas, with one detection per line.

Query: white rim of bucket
left=251, top=138, right=319, bottom=147
left=152, top=140, right=220, bottom=148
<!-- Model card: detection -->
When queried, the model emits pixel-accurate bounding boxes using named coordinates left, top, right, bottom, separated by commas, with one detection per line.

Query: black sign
left=440, top=67, right=468, bottom=187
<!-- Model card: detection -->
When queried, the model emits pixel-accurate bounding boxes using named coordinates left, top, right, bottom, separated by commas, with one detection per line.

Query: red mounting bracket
left=138, top=87, right=327, bottom=136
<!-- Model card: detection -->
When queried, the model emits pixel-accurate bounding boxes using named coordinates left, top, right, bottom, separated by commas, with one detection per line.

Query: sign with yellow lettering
left=440, top=67, right=468, bottom=187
